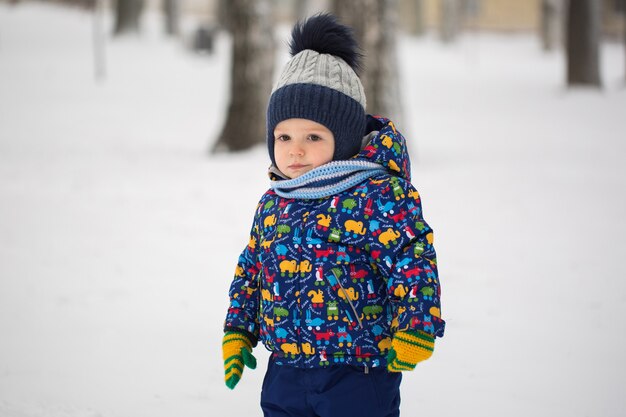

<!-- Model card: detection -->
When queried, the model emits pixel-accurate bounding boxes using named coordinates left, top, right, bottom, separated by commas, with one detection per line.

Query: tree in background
left=540, top=0, right=563, bottom=51
left=623, top=0, right=626, bottom=82
left=294, top=0, right=310, bottom=22
left=163, top=0, right=179, bottom=36
left=113, top=0, right=144, bottom=35
left=413, top=0, right=426, bottom=36
left=566, top=0, right=602, bottom=87
left=93, top=0, right=106, bottom=80
left=439, top=0, right=461, bottom=43
left=213, top=0, right=275, bottom=152
left=332, top=0, right=404, bottom=125
left=399, top=0, right=426, bottom=36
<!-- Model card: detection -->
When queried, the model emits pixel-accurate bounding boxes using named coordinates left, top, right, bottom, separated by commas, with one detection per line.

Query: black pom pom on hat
left=289, top=13, right=364, bottom=75
left=267, top=13, right=368, bottom=167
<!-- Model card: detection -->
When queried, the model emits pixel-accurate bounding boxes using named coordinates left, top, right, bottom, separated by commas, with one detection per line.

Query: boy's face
left=274, top=118, right=335, bottom=179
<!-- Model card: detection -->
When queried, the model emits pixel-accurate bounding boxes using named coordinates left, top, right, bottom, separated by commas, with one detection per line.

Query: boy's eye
left=308, top=135, right=322, bottom=141
left=276, top=135, right=290, bottom=142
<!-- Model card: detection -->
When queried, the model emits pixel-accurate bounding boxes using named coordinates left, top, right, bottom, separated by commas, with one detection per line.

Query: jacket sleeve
left=369, top=177, right=445, bottom=338
left=223, top=196, right=266, bottom=345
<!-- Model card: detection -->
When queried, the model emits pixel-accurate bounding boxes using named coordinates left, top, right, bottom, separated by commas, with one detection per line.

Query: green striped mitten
left=222, top=331, right=257, bottom=389
left=387, top=330, right=435, bottom=372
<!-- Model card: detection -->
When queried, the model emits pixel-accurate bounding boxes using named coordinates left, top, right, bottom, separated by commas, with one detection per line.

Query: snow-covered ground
left=1, top=3, right=625, bottom=417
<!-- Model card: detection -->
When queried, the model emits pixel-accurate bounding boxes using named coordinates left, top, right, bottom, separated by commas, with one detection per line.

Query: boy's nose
left=289, top=146, right=304, bottom=157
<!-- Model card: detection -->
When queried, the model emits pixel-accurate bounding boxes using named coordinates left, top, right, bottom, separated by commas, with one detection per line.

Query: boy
left=222, top=14, right=445, bottom=417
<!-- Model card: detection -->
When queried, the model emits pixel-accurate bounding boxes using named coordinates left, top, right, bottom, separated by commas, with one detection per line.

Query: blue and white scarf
left=269, top=160, right=387, bottom=200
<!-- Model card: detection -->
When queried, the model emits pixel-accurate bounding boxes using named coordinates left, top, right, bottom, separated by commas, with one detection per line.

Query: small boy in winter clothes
left=222, top=14, right=445, bottom=417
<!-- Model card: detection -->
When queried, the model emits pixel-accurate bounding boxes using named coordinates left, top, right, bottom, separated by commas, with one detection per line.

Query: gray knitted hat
left=267, top=14, right=367, bottom=165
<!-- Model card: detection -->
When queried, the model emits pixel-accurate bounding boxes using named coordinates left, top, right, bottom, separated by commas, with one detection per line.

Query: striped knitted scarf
left=269, top=160, right=387, bottom=200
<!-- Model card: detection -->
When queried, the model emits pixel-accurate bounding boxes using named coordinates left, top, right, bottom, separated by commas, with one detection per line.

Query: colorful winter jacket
left=224, top=115, right=445, bottom=369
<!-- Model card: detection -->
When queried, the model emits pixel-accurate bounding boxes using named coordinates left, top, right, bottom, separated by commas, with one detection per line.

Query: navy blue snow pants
left=260, top=357, right=402, bottom=417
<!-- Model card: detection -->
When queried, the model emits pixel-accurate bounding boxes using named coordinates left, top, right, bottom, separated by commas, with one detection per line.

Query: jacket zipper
left=331, top=269, right=364, bottom=330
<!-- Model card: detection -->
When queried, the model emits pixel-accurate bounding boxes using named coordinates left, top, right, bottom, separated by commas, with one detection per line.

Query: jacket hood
left=355, top=115, right=412, bottom=182
left=269, top=115, right=412, bottom=182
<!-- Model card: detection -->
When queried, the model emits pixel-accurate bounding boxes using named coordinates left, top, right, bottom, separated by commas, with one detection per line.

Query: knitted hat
left=267, top=14, right=367, bottom=166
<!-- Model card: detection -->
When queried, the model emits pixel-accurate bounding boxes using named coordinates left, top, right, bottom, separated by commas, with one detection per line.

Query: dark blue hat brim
left=267, top=83, right=366, bottom=165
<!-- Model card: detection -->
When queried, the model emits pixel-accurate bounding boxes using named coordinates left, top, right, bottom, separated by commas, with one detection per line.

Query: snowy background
left=1, top=2, right=626, bottom=417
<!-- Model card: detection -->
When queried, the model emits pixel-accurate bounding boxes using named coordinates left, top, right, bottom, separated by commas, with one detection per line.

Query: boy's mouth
left=288, top=163, right=309, bottom=170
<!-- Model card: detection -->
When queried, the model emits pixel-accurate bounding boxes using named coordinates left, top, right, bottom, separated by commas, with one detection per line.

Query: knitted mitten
left=387, top=330, right=435, bottom=372
left=222, top=331, right=257, bottom=389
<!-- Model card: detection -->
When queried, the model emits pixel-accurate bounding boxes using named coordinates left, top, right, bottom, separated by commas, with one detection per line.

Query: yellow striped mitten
left=387, top=330, right=435, bottom=372
left=222, top=331, right=257, bottom=389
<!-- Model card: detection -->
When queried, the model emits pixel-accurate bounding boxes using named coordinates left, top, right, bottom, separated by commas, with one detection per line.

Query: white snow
left=1, top=3, right=625, bottom=417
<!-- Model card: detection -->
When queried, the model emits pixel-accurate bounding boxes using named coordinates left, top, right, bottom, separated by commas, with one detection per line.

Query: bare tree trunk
left=213, top=0, right=275, bottom=153
left=414, top=0, right=426, bottom=36
left=402, top=0, right=426, bottom=36
left=163, top=0, right=179, bottom=36
left=113, top=0, right=144, bottom=35
left=332, top=0, right=403, bottom=125
left=93, top=0, right=106, bottom=80
left=566, top=0, right=602, bottom=87
left=540, top=0, right=563, bottom=51
left=623, top=0, right=626, bottom=82
left=439, top=0, right=461, bottom=43
left=294, top=0, right=310, bottom=22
